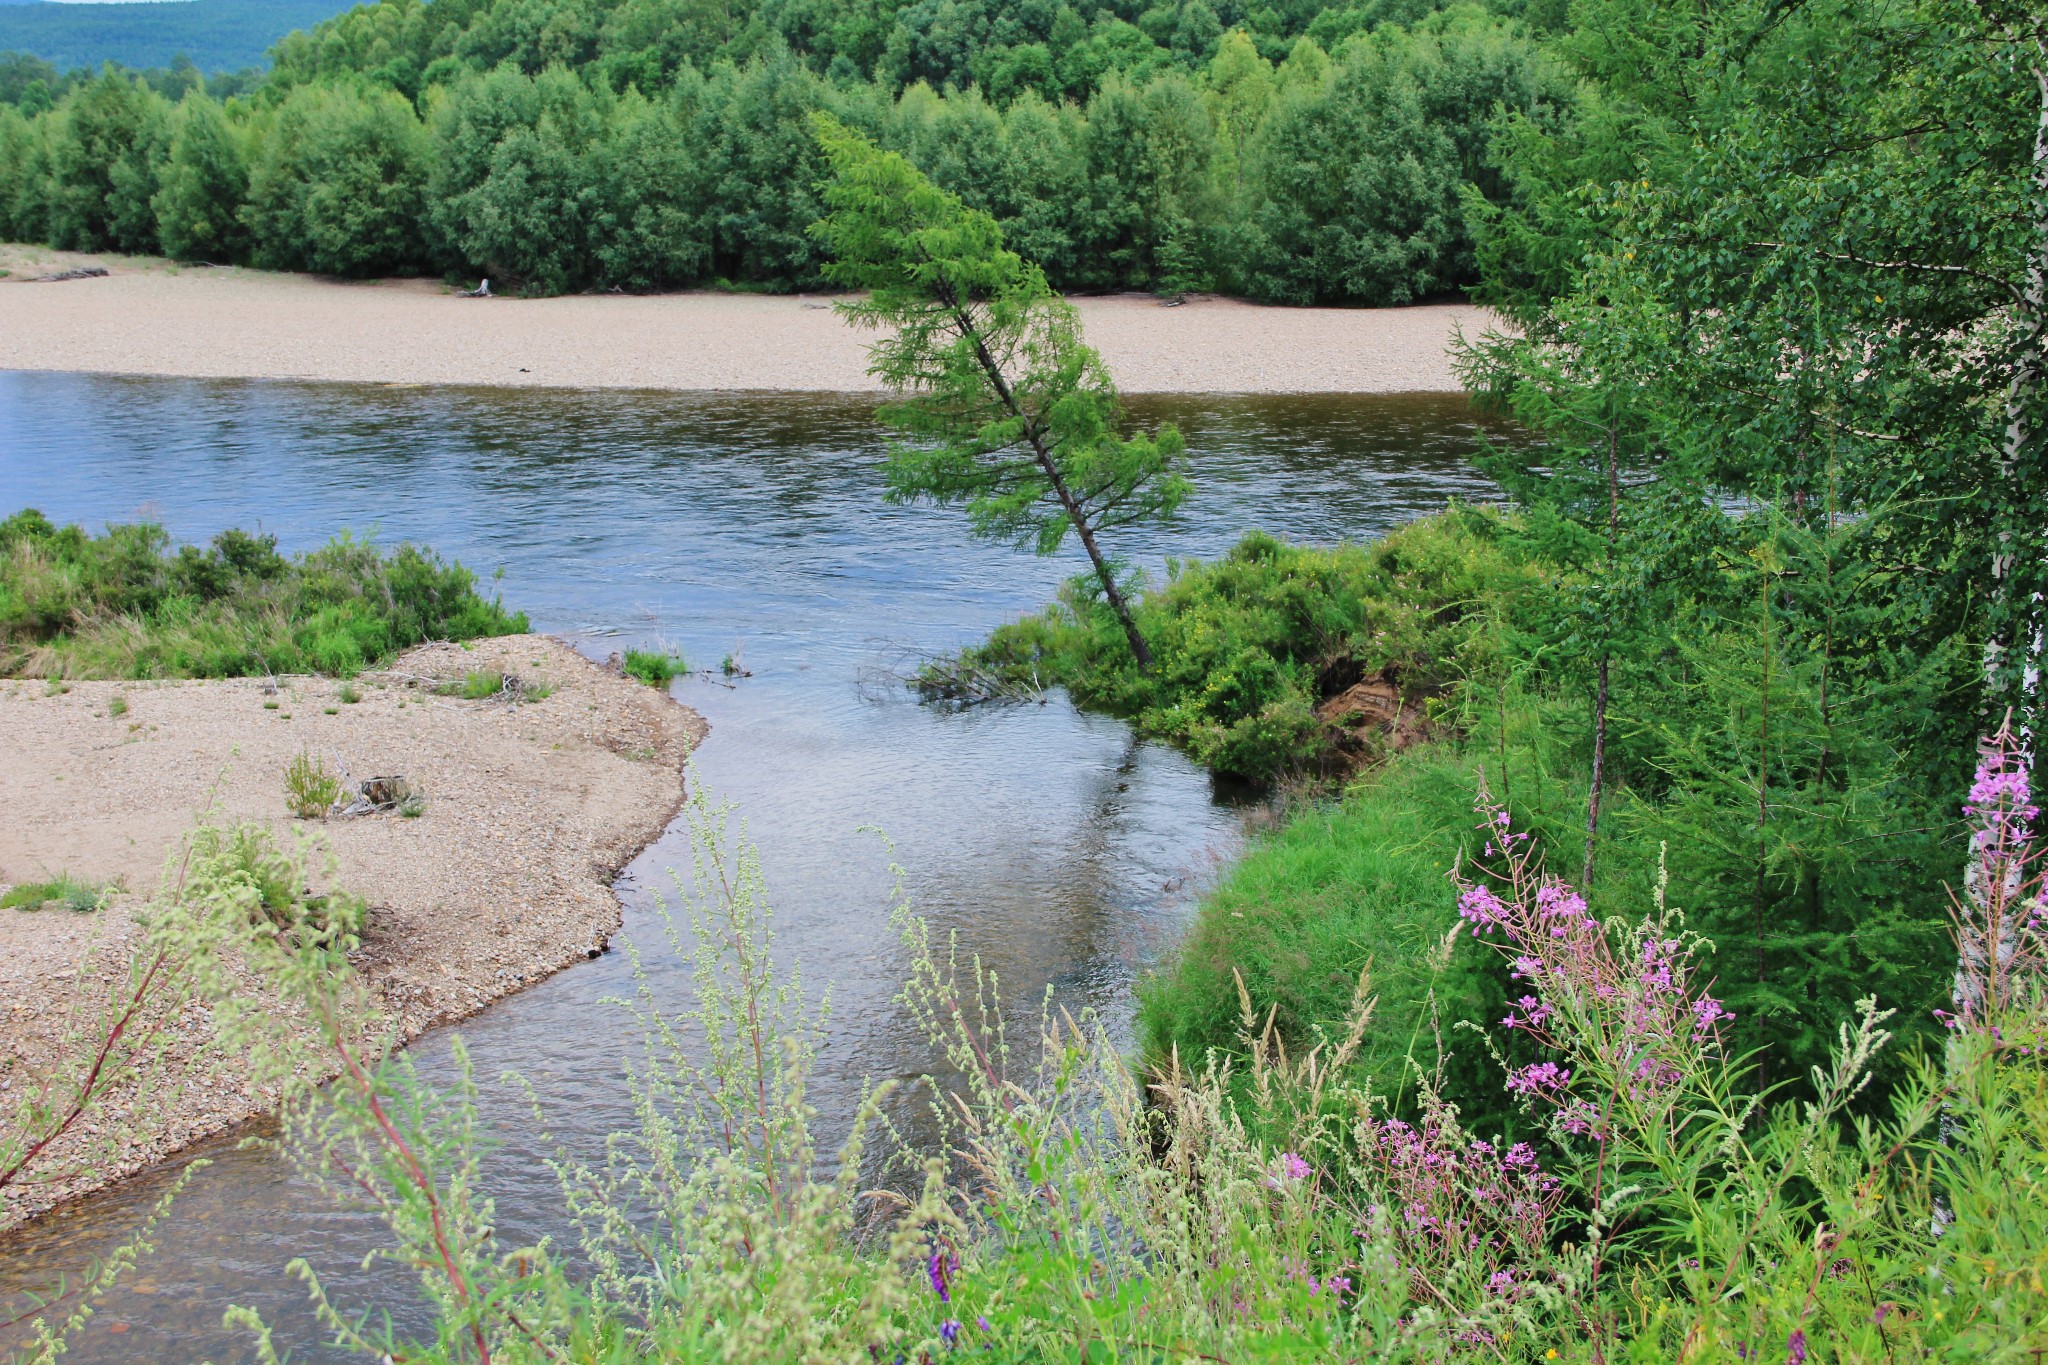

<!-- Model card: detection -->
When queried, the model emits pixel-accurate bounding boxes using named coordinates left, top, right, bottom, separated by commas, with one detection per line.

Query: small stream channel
left=0, top=374, right=1506, bottom=1362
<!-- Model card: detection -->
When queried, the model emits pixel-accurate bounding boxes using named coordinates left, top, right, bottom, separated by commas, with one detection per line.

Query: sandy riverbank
left=0, top=634, right=703, bottom=1226
left=0, top=245, right=1491, bottom=394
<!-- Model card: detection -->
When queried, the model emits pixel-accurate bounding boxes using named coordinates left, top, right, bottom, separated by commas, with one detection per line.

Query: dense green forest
left=0, top=0, right=1569, bottom=300
left=0, top=0, right=352, bottom=79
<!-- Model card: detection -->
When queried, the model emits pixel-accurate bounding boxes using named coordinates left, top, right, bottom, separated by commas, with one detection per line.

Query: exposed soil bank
left=0, top=245, right=1490, bottom=394
left=0, top=634, right=704, bottom=1226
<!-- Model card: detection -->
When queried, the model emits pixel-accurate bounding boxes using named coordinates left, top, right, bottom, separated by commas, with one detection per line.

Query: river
left=0, top=373, right=1503, bottom=1362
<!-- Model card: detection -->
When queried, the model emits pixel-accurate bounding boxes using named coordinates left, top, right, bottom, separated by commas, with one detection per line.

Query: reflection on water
left=0, top=375, right=1507, bottom=1362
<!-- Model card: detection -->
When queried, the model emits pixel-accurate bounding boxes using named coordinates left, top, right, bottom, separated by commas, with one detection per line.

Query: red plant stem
left=3, top=946, right=173, bottom=1190
left=326, top=1015, right=492, bottom=1365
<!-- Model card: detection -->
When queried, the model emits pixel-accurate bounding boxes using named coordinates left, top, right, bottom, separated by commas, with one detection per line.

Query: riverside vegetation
left=5, top=766, right=2044, bottom=1361
left=921, top=0, right=2048, bottom=1153
left=4, top=0, right=2046, bottom=1358
left=0, top=508, right=526, bottom=679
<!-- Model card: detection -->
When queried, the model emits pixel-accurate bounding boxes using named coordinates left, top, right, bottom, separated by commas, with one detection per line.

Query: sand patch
left=0, top=246, right=1493, bottom=394
left=0, top=633, right=703, bottom=1224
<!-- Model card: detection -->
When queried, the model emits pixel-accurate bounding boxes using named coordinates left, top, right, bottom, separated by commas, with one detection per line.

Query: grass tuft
left=623, top=647, right=686, bottom=687
left=1, top=873, right=110, bottom=912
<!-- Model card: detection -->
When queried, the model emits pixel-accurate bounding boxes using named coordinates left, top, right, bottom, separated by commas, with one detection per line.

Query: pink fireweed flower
left=1501, top=994, right=1553, bottom=1032
left=1506, top=1061, right=1570, bottom=1096
left=1966, top=759, right=2034, bottom=819
left=1691, top=995, right=1732, bottom=1035
left=1459, top=884, right=1508, bottom=935
left=1280, top=1152, right=1312, bottom=1181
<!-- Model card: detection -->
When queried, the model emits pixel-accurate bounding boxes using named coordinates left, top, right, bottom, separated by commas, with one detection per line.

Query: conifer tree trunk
left=944, top=290, right=1156, bottom=671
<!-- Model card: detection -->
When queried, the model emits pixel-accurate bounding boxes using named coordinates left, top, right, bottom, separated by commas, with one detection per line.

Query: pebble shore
left=0, top=634, right=703, bottom=1226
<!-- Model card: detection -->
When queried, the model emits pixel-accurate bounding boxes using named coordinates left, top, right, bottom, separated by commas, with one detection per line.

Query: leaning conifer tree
left=809, top=114, right=1189, bottom=669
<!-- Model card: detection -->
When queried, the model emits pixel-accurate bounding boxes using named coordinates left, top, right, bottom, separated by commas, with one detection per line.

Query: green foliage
left=0, top=0, right=1559, bottom=301
left=0, top=508, right=528, bottom=680
left=184, top=822, right=364, bottom=938
left=930, top=509, right=1539, bottom=778
left=284, top=751, right=344, bottom=820
left=246, top=81, right=431, bottom=275
left=151, top=92, right=252, bottom=261
left=1227, top=10, right=1562, bottom=303
left=621, top=646, right=685, bottom=685
left=1451, top=0, right=2044, bottom=1089
left=434, top=668, right=503, bottom=699
left=40, top=69, right=172, bottom=254
left=0, top=873, right=112, bottom=913
left=813, top=114, right=1190, bottom=664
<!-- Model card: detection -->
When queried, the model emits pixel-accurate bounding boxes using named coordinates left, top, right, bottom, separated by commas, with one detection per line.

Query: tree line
left=0, top=0, right=1566, bottom=301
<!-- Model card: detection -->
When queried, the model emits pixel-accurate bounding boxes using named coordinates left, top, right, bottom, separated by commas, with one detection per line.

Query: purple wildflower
left=1506, top=1061, right=1570, bottom=1096
left=1280, top=1151, right=1312, bottom=1181
left=1786, top=1328, right=1807, bottom=1364
left=927, top=1248, right=951, bottom=1303
left=939, top=1320, right=960, bottom=1348
left=1458, top=884, right=1508, bottom=935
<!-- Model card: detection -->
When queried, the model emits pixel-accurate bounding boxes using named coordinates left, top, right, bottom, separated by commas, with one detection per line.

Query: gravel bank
left=0, top=634, right=703, bottom=1226
left=0, top=246, right=1491, bottom=394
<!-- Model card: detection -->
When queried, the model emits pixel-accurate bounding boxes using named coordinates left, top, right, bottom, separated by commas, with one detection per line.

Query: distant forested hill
left=0, top=0, right=352, bottom=73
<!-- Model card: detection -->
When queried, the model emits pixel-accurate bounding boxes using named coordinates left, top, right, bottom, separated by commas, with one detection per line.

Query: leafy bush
left=185, top=822, right=362, bottom=939
left=283, top=751, right=342, bottom=820
left=926, top=507, right=1544, bottom=780
left=622, top=646, right=685, bottom=686
left=0, top=509, right=527, bottom=680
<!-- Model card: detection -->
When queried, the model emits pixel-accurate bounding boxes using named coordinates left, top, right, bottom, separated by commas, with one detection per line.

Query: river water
left=0, top=373, right=1503, bottom=1363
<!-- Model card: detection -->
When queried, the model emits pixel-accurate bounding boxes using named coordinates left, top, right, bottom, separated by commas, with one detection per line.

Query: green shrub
left=927, top=507, right=1544, bottom=780
left=0, top=511, right=527, bottom=680
left=284, top=751, right=342, bottom=820
left=185, top=822, right=363, bottom=939
left=623, top=647, right=686, bottom=687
